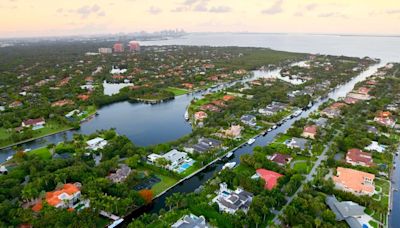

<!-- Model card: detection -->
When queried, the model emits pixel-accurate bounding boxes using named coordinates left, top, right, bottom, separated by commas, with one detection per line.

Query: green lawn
left=292, top=160, right=312, bottom=174
left=31, top=121, right=71, bottom=138
left=151, top=174, right=179, bottom=196
left=29, top=147, right=52, bottom=160
left=77, top=106, right=97, bottom=121
left=165, top=87, right=189, bottom=96
left=0, top=128, right=9, bottom=140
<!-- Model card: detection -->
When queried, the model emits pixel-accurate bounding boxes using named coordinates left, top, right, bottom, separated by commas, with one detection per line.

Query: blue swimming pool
left=176, top=161, right=194, bottom=173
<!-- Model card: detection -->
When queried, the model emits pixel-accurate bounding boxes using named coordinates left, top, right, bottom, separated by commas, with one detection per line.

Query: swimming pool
left=176, top=160, right=194, bottom=173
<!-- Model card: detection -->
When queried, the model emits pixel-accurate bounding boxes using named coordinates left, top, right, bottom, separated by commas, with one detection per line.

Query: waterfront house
left=222, top=95, right=235, bottom=102
left=346, top=149, right=373, bottom=167
left=22, top=118, right=45, bottom=129
left=200, top=104, right=220, bottom=112
left=240, top=114, right=257, bottom=127
left=32, top=183, right=88, bottom=212
left=321, top=102, right=346, bottom=119
left=148, top=149, right=190, bottom=171
left=251, top=169, right=283, bottom=190
left=332, top=167, right=375, bottom=196
left=284, top=137, right=310, bottom=151
left=86, top=137, right=108, bottom=151
left=365, top=141, right=386, bottom=153
left=171, top=214, right=210, bottom=228
left=343, top=96, right=360, bottom=105
left=107, top=164, right=132, bottom=183
left=194, top=111, right=208, bottom=122
left=326, top=195, right=372, bottom=228
left=9, top=100, right=23, bottom=108
left=268, top=153, right=293, bottom=166
left=185, top=137, right=222, bottom=154
left=223, top=125, right=242, bottom=139
left=258, top=101, right=288, bottom=116
left=212, top=183, right=253, bottom=214
left=302, top=125, right=317, bottom=139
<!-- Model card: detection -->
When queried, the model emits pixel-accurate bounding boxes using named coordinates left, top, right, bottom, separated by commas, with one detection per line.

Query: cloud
left=261, top=0, right=284, bottom=15
left=386, top=9, right=400, bottom=15
left=76, top=4, right=101, bottom=18
left=97, top=11, right=106, bottom=17
left=148, top=6, right=162, bottom=15
left=305, top=3, right=318, bottom=11
left=318, top=12, right=347, bottom=18
left=209, top=6, right=231, bottom=13
left=182, top=0, right=200, bottom=5
left=193, top=4, right=208, bottom=12
left=294, top=12, right=303, bottom=17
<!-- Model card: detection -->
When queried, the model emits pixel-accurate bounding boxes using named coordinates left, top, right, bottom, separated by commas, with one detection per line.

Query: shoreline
left=0, top=112, right=97, bottom=151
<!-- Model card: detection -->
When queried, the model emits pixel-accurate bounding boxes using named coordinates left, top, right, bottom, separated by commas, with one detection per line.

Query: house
left=9, top=100, right=23, bottom=108
left=222, top=95, right=235, bottom=102
left=302, top=125, right=317, bottom=139
left=211, top=100, right=226, bottom=108
left=212, top=183, right=253, bottom=214
left=240, top=114, right=256, bottom=127
left=223, top=125, right=242, bottom=138
left=22, top=118, right=45, bottom=129
left=107, top=164, right=132, bottom=183
left=366, top=125, right=379, bottom=135
left=374, top=111, right=396, bottom=128
left=321, top=102, right=346, bottom=118
left=171, top=214, right=210, bottom=228
left=332, top=167, right=375, bottom=196
left=315, top=118, right=328, bottom=128
left=182, top=83, right=194, bottom=90
left=185, top=138, right=222, bottom=154
left=284, top=137, right=309, bottom=151
left=194, top=111, right=208, bottom=122
left=343, top=97, right=360, bottom=105
left=365, top=141, right=386, bottom=153
left=32, top=183, right=87, bottom=212
left=268, top=153, right=292, bottom=166
left=200, top=104, right=220, bottom=112
left=326, top=195, right=373, bottom=228
left=251, top=169, right=283, bottom=190
left=148, top=149, right=190, bottom=171
left=86, top=137, right=108, bottom=151
left=52, top=99, right=74, bottom=107
left=258, top=102, right=287, bottom=116
left=346, top=149, right=373, bottom=167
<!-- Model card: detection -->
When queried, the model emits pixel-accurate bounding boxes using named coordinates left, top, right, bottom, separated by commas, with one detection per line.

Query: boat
left=184, top=110, right=189, bottom=121
left=222, top=162, right=236, bottom=170
left=226, top=152, right=234, bottom=158
left=247, top=138, right=256, bottom=145
left=6, top=156, right=13, bottom=161
left=292, top=109, right=302, bottom=117
left=271, top=125, right=277, bottom=129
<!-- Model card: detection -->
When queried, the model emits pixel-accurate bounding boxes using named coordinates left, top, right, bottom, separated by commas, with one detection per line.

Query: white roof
left=0, top=166, right=7, bottom=172
left=163, top=149, right=187, bottom=163
left=87, top=137, right=105, bottom=146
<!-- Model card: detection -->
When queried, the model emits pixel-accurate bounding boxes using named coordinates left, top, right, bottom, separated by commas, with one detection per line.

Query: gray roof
left=285, top=137, right=309, bottom=150
left=315, top=118, right=328, bottom=128
left=326, top=195, right=365, bottom=228
left=241, top=114, right=256, bottom=122
left=193, top=138, right=221, bottom=153
left=171, top=214, right=209, bottom=228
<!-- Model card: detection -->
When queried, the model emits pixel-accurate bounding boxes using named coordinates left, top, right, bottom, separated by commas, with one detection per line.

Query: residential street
left=271, top=134, right=337, bottom=226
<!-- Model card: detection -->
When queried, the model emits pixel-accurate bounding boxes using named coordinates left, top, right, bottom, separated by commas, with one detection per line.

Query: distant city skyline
left=1, top=0, right=400, bottom=38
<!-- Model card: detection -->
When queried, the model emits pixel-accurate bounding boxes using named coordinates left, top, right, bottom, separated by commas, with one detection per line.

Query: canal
left=121, top=62, right=385, bottom=224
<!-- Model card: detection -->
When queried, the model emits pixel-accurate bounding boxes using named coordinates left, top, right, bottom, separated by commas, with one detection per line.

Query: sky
left=1, top=0, right=400, bottom=38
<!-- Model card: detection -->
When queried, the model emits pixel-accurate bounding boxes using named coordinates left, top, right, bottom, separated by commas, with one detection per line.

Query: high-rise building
left=113, top=43, right=124, bottom=53
left=128, top=41, right=140, bottom=52
left=98, top=48, right=112, bottom=54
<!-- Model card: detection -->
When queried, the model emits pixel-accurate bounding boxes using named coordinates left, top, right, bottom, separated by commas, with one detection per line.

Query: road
left=271, top=134, right=337, bottom=226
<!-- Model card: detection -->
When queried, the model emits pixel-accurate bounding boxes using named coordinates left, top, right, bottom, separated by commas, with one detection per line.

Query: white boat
left=23, top=148, right=31, bottom=153
left=184, top=110, right=189, bottom=121
left=226, top=152, right=233, bottom=158
left=6, top=156, right=13, bottom=161
left=272, top=125, right=277, bottom=129
left=222, top=162, right=236, bottom=170
left=247, top=138, right=256, bottom=145
left=293, top=109, right=302, bottom=117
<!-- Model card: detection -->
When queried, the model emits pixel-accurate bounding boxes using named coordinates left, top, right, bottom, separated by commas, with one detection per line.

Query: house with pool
left=147, top=149, right=195, bottom=173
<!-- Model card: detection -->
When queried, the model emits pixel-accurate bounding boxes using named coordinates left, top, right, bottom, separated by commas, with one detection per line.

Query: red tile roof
left=303, top=125, right=317, bottom=135
left=346, top=148, right=373, bottom=167
left=256, top=169, right=283, bottom=190
left=270, top=153, right=292, bottom=165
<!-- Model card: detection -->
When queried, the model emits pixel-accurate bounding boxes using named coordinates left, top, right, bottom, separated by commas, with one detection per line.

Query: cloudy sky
left=1, top=0, right=400, bottom=38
